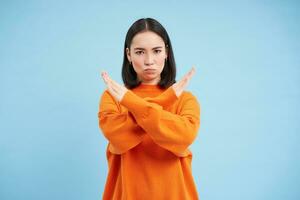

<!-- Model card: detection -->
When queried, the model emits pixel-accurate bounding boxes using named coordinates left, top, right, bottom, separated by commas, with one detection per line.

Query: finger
left=187, top=67, right=196, bottom=79
left=184, top=67, right=195, bottom=83
left=180, top=70, right=191, bottom=84
left=106, top=78, right=117, bottom=97
left=101, top=72, right=109, bottom=84
left=191, top=67, right=196, bottom=76
left=101, top=71, right=108, bottom=78
left=106, top=75, right=121, bottom=92
left=103, top=73, right=117, bottom=96
left=105, top=74, right=123, bottom=96
left=177, top=76, right=187, bottom=89
left=104, top=73, right=115, bottom=86
left=179, top=67, right=194, bottom=84
left=179, top=67, right=195, bottom=87
left=107, top=84, right=117, bottom=99
left=102, top=72, right=118, bottom=97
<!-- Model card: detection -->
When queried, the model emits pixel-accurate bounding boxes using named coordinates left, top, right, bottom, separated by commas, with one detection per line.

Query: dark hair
left=122, top=18, right=176, bottom=89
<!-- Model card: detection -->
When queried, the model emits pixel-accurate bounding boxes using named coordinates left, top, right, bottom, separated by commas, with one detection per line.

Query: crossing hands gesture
left=101, top=66, right=196, bottom=102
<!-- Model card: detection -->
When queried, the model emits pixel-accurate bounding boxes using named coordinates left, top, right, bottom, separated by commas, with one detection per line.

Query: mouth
left=144, top=68, right=156, bottom=71
left=144, top=68, right=156, bottom=74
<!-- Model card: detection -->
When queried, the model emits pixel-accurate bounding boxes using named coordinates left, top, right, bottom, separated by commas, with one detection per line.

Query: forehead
left=131, top=31, right=165, bottom=48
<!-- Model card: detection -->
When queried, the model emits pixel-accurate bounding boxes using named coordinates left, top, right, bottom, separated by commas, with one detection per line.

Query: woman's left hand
left=172, top=66, right=196, bottom=97
left=101, top=71, right=128, bottom=102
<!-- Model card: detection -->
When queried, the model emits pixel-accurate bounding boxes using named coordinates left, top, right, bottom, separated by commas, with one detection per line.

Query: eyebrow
left=133, top=46, right=163, bottom=50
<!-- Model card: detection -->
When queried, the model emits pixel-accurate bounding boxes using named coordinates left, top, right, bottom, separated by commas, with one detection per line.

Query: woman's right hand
left=172, top=67, right=196, bottom=97
left=101, top=71, right=128, bottom=102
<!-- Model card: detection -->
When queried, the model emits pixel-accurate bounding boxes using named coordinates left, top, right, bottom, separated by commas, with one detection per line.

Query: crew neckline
left=135, top=83, right=164, bottom=90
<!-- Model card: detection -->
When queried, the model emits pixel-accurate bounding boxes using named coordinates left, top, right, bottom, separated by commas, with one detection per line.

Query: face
left=126, top=31, right=168, bottom=85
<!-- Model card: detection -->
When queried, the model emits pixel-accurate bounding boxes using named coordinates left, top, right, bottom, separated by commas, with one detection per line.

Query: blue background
left=1, top=0, right=299, bottom=199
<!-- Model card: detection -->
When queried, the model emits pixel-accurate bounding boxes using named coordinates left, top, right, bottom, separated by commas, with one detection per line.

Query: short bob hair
left=122, top=18, right=176, bottom=89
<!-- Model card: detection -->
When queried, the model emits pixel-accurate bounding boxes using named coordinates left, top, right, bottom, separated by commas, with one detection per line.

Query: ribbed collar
left=132, top=83, right=166, bottom=92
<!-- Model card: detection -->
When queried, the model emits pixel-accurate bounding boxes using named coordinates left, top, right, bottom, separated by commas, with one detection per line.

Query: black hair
left=122, top=18, right=176, bottom=89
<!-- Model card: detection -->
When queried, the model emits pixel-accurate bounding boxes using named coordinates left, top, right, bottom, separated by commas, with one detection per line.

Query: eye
left=154, top=49, right=162, bottom=54
left=135, top=51, right=144, bottom=55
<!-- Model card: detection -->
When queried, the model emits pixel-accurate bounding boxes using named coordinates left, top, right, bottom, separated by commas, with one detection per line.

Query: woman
left=98, top=18, right=201, bottom=200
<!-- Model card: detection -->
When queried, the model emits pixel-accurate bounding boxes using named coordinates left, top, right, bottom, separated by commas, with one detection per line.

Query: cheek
left=132, top=60, right=143, bottom=70
left=132, top=59, right=144, bottom=73
left=157, top=55, right=166, bottom=66
left=132, top=57, right=144, bottom=68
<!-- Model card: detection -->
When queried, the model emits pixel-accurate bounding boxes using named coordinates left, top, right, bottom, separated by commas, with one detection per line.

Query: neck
left=140, top=77, right=161, bottom=85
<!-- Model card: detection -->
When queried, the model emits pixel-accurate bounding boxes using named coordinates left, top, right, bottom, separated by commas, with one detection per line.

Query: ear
left=126, top=48, right=131, bottom=62
left=165, top=45, right=168, bottom=59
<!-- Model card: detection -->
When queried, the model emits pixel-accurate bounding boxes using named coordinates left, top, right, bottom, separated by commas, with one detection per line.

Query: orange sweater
left=98, top=83, right=201, bottom=200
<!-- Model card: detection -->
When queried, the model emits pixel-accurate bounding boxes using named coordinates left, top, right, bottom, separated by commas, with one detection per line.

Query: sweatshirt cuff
left=120, top=86, right=178, bottom=116
left=120, top=90, right=150, bottom=118
left=160, top=86, right=179, bottom=104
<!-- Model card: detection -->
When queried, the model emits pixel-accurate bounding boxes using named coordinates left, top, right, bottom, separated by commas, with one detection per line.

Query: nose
left=144, top=53, right=154, bottom=66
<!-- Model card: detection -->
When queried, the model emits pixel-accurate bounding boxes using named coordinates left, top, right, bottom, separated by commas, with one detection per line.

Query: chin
left=143, top=75, right=159, bottom=80
left=142, top=76, right=159, bottom=82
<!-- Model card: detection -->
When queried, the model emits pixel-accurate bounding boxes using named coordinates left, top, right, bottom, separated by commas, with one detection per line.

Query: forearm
left=120, top=89, right=200, bottom=156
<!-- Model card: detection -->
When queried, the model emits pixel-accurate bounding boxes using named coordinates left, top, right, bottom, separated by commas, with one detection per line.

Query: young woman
left=98, top=18, right=201, bottom=200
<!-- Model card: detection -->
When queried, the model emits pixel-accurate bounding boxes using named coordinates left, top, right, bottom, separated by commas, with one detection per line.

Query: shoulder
left=181, top=90, right=200, bottom=103
left=174, top=90, right=200, bottom=115
left=98, top=89, right=123, bottom=112
left=179, top=90, right=201, bottom=110
left=99, top=89, right=118, bottom=105
left=100, top=89, right=111, bottom=98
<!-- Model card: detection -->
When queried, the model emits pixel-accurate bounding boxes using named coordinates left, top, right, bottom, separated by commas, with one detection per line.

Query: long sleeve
left=120, top=88, right=200, bottom=157
left=98, top=87, right=180, bottom=154
left=143, top=86, right=178, bottom=109
left=98, top=90, right=146, bottom=154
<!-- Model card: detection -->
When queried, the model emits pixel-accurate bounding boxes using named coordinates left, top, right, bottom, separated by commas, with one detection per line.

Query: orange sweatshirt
left=98, top=83, right=201, bottom=200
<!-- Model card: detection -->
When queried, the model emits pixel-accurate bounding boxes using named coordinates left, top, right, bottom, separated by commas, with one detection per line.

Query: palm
left=172, top=67, right=196, bottom=97
left=101, top=71, right=128, bottom=102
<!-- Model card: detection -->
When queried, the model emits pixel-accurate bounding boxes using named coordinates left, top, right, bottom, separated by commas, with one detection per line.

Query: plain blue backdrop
left=1, top=0, right=299, bottom=199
